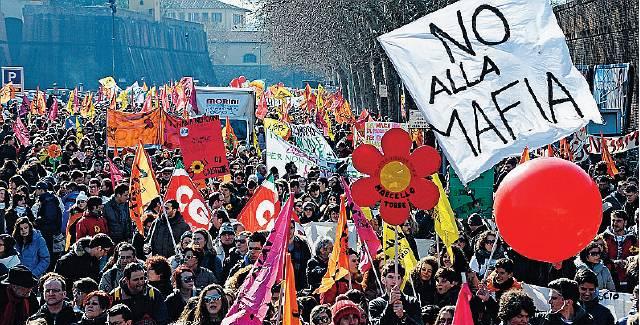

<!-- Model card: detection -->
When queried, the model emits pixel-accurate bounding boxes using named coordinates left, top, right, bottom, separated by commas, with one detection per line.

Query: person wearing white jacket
left=0, top=234, right=20, bottom=275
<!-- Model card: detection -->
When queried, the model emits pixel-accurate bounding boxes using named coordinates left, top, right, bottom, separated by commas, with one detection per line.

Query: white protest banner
left=378, top=0, right=601, bottom=184
left=265, top=129, right=321, bottom=177
left=521, top=283, right=634, bottom=320
left=408, top=110, right=430, bottom=129
left=303, top=221, right=358, bottom=251
left=364, top=121, right=408, bottom=149
left=587, top=131, right=639, bottom=155
left=289, top=123, right=338, bottom=161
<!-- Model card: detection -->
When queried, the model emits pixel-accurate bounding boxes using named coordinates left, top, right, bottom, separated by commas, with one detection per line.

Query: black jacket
left=111, top=279, right=169, bottom=325
left=27, top=301, right=81, bottom=325
left=368, top=293, right=424, bottom=325
left=73, top=313, right=107, bottom=325
left=36, top=192, right=62, bottom=235
left=434, top=285, right=460, bottom=308
left=165, top=289, right=197, bottom=322
left=54, top=239, right=100, bottom=294
left=149, top=213, right=190, bottom=258
left=583, top=299, right=615, bottom=325
left=533, top=304, right=594, bottom=325
left=306, top=256, right=328, bottom=290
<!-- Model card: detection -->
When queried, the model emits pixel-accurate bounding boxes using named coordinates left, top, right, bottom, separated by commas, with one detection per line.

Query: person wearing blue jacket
left=13, top=217, right=50, bottom=278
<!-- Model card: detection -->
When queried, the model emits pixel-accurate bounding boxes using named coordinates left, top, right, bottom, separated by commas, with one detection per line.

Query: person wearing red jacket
left=601, top=210, right=638, bottom=292
left=76, top=196, right=109, bottom=240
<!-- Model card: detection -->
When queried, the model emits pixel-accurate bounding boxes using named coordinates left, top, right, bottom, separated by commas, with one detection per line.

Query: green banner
left=447, top=167, right=494, bottom=219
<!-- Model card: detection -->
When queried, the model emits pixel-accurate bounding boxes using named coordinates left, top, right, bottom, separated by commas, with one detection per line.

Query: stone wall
left=12, top=5, right=215, bottom=89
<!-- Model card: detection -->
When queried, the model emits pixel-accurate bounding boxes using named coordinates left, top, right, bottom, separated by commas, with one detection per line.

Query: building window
left=211, top=12, right=222, bottom=23
left=139, top=0, right=144, bottom=5
left=194, top=13, right=201, bottom=21
left=178, top=13, right=185, bottom=20
left=233, top=14, right=243, bottom=25
left=243, top=54, right=257, bottom=63
left=202, top=12, right=209, bottom=22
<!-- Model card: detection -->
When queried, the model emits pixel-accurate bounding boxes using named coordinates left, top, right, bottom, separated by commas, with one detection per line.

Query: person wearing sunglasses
left=537, top=278, right=593, bottom=325
left=574, top=242, right=615, bottom=291
left=177, top=283, right=228, bottom=325
left=165, top=266, right=198, bottom=322
left=469, top=230, right=503, bottom=279
left=77, top=290, right=111, bottom=325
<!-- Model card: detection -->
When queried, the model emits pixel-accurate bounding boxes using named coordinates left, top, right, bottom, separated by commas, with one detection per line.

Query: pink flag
left=48, top=96, right=59, bottom=121
left=181, top=77, right=199, bottom=114
left=12, top=117, right=30, bottom=146
left=108, top=157, right=124, bottom=188
left=452, top=282, right=474, bottom=325
left=18, top=95, right=30, bottom=116
left=342, top=178, right=382, bottom=258
left=222, top=194, right=294, bottom=325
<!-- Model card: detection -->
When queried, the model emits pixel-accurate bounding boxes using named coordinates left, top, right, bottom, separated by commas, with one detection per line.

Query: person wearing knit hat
left=331, top=299, right=363, bottom=325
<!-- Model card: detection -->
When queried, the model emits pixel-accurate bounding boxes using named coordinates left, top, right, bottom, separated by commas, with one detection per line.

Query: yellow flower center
left=380, top=160, right=411, bottom=192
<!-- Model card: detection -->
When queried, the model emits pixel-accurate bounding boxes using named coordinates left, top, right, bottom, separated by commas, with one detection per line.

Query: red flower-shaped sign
left=351, top=128, right=440, bottom=225
left=47, top=144, right=61, bottom=159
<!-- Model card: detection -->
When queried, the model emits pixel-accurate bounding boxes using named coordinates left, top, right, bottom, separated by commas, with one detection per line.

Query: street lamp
left=108, top=0, right=117, bottom=78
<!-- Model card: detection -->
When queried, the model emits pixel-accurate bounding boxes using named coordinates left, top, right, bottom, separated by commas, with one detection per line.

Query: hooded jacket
left=575, top=258, right=616, bottom=291
left=75, top=211, right=109, bottom=240
left=15, top=229, right=50, bottom=277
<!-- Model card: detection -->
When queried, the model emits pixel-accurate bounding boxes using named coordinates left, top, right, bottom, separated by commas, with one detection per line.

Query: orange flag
left=546, top=144, right=554, bottom=157
left=519, top=147, right=530, bottom=164
left=129, top=142, right=160, bottom=234
left=317, top=195, right=350, bottom=294
left=600, top=133, right=619, bottom=177
left=283, top=253, right=301, bottom=325
left=559, top=138, right=573, bottom=161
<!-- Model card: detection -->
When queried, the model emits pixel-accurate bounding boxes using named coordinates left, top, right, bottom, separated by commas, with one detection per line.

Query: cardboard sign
left=179, top=115, right=229, bottom=180
left=379, top=0, right=601, bottom=184
left=363, top=121, right=407, bottom=149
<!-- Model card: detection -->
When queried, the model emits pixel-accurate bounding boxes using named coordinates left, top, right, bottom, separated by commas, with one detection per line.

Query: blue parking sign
left=2, top=67, right=24, bottom=92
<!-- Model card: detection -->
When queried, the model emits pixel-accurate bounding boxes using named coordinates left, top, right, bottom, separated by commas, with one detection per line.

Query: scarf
left=0, top=287, right=30, bottom=325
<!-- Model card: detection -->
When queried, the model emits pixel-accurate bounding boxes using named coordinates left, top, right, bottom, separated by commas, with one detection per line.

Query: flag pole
left=435, top=232, right=441, bottom=268
left=158, top=196, right=178, bottom=255
left=480, top=231, right=501, bottom=285
left=361, top=240, right=384, bottom=295
left=394, top=225, right=399, bottom=288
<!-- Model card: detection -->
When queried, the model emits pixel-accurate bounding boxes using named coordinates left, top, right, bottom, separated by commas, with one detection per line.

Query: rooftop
left=164, top=0, right=250, bottom=12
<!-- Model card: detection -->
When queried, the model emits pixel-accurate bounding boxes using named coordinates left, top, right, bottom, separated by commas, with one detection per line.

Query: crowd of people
left=0, top=89, right=637, bottom=325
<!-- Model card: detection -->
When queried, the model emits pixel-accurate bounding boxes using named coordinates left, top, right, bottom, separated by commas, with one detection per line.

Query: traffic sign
left=2, top=67, right=24, bottom=92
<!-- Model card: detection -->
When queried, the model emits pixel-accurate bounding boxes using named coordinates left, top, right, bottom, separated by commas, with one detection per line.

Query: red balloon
left=494, top=157, right=602, bottom=263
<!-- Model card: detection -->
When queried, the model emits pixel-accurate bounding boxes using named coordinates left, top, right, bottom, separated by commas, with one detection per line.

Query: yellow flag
left=432, top=174, right=459, bottom=262
left=0, top=82, right=15, bottom=104
left=316, top=84, right=324, bottom=111
left=317, top=195, right=350, bottom=294
left=519, top=147, right=530, bottom=164
left=75, top=116, right=83, bottom=144
left=283, top=253, right=301, bottom=325
left=263, top=118, right=291, bottom=139
left=117, top=89, right=129, bottom=109
left=129, top=142, right=160, bottom=234
left=324, top=110, right=334, bottom=141
left=66, top=88, right=75, bottom=114
left=382, top=222, right=417, bottom=288
left=253, top=130, right=262, bottom=157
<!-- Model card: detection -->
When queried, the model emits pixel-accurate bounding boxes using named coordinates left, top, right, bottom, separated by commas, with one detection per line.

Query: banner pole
left=480, top=231, right=501, bottom=285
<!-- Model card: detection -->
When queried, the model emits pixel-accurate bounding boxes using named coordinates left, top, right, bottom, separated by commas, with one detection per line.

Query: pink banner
left=341, top=178, right=382, bottom=257
left=108, top=158, right=124, bottom=187
left=222, top=195, right=294, bottom=325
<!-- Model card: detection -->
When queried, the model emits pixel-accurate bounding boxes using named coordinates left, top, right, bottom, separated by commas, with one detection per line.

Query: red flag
left=452, top=283, right=474, bottom=325
left=559, top=138, right=573, bottom=161
left=108, top=157, right=124, bottom=188
left=18, top=94, right=30, bottom=116
left=600, top=133, right=619, bottom=177
left=519, top=147, right=530, bottom=164
left=236, top=180, right=280, bottom=232
left=48, top=95, right=59, bottom=121
left=12, top=117, right=30, bottom=146
left=546, top=144, right=554, bottom=157
left=164, top=168, right=212, bottom=229
left=255, top=93, right=268, bottom=119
